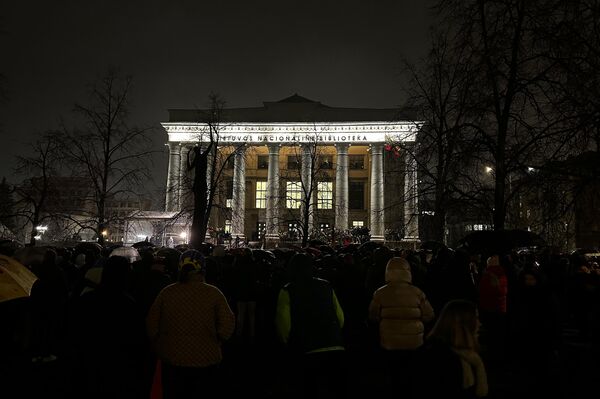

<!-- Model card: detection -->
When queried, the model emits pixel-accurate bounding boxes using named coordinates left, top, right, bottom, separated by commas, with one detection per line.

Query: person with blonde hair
left=415, top=300, right=488, bottom=398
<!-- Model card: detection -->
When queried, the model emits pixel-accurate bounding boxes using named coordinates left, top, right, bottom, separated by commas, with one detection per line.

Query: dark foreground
left=2, top=321, right=597, bottom=399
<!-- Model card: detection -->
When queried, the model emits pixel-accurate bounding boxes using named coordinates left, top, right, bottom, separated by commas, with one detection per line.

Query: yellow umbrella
left=0, top=254, right=38, bottom=303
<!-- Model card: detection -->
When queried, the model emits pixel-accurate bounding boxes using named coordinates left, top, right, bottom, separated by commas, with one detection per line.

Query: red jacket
left=478, top=265, right=508, bottom=313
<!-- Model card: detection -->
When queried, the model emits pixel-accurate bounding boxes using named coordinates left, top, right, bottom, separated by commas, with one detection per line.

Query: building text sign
left=163, top=122, right=419, bottom=144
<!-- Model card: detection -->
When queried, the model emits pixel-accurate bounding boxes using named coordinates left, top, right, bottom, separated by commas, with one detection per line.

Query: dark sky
left=0, top=0, right=432, bottom=195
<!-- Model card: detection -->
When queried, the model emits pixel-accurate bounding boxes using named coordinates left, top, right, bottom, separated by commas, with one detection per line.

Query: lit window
left=286, top=181, right=302, bottom=209
left=225, top=220, right=232, bottom=233
left=352, top=220, right=364, bottom=227
left=226, top=199, right=233, bottom=208
left=317, top=182, right=333, bottom=209
left=255, top=181, right=267, bottom=208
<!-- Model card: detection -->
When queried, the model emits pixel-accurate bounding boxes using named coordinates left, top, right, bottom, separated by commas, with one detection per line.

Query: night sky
left=0, top=0, right=431, bottom=195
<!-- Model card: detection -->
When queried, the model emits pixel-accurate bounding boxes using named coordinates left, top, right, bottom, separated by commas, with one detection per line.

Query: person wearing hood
left=275, top=253, right=345, bottom=398
left=368, top=256, right=434, bottom=396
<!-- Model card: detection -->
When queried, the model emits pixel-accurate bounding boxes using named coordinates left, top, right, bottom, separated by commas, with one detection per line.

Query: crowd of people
left=1, top=240, right=599, bottom=398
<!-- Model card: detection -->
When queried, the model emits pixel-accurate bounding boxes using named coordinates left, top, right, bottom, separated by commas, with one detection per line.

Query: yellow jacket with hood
left=368, top=257, right=434, bottom=350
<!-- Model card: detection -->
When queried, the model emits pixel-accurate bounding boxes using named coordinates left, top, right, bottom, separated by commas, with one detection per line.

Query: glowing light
left=101, top=230, right=108, bottom=237
left=180, top=231, right=188, bottom=239
left=36, top=225, right=48, bottom=232
left=485, top=166, right=493, bottom=174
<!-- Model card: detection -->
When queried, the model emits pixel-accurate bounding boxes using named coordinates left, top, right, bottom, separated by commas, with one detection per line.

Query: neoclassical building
left=161, top=95, right=420, bottom=244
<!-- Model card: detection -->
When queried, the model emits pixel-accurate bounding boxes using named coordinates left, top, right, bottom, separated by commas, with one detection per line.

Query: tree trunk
left=431, top=205, right=446, bottom=243
left=190, top=147, right=209, bottom=249
left=493, top=164, right=507, bottom=231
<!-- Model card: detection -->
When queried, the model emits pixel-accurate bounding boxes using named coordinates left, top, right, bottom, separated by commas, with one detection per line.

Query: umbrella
left=0, top=255, right=38, bottom=302
left=357, top=241, right=383, bottom=253
left=110, top=246, right=140, bottom=263
left=457, top=229, right=545, bottom=254
left=308, top=239, right=327, bottom=247
left=12, top=246, right=51, bottom=267
left=155, top=247, right=182, bottom=258
left=252, top=249, right=276, bottom=261
left=420, top=240, right=447, bottom=254
left=0, top=240, right=24, bottom=257
left=133, top=241, right=156, bottom=249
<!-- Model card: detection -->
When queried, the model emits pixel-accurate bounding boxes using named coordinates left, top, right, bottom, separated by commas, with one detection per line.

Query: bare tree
left=396, top=26, right=479, bottom=242
left=59, top=69, right=154, bottom=245
left=279, top=130, right=332, bottom=247
left=182, top=93, right=247, bottom=248
left=13, top=132, right=62, bottom=245
left=435, top=0, right=578, bottom=231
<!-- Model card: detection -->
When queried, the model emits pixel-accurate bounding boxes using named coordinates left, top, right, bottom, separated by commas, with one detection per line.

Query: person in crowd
left=71, top=255, right=146, bottom=399
left=30, top=248, right=69, bottom=363
left=415, top=300, right=488, bottom=398
left=477, top=254, right=508, bottom=365
left=510, top=268, right=560, bottom=394
left=275, top=253, right=346, bottom=399
left=231, top=249, right=259, bottom=344
left=368, top=256, right=434, bottom=396
left=147, top=249, right=235, bottom=399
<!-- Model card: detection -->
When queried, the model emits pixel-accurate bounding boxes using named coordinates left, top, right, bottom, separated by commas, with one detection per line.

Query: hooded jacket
left=275, top=253, right=344, bottom=354
left=369, top=257, right=434, bottom=350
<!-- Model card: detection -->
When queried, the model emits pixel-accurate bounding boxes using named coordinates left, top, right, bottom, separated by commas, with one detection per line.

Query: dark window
left=349, top=155, right=364, bottom=170
left=225, top=179, right=234, bottom=208
left=349, top=181, right=364, bottom=210
left=319, top=155, right=333, bottom=169
left=287, top=155, right=301, bottom=170
left=258, top=155, right=269, bottom=169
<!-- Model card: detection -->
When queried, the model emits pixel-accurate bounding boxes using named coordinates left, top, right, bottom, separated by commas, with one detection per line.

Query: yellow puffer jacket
left=369, top=257, right=434, bottom=350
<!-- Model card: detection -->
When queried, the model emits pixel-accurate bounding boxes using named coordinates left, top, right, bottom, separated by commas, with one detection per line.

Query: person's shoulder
left=156, top=282, right=178, bottom=296
left=202, top=282, right=228, bottom=296
left=313, top=277, right=332, bottom=287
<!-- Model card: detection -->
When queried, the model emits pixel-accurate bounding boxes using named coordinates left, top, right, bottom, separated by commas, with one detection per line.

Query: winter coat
left=146, top=278, right=235, bottom=367
left=369, top=257, right=434, bottom=350
left=478, top=264, right=508, bottom=313
left=275, top=253, right=344, bottom=354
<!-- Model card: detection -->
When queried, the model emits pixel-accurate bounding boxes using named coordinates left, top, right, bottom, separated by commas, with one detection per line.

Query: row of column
left=165, top=142, right=418, bottom=241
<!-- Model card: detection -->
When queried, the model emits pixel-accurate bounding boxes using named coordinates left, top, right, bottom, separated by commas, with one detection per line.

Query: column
left=301, top=144, right=314, bottom=234
left=265, top=144, right=281, bottom=241
left=404, top=150, right=419, bottom=240
left=369, top=143, right=385, bottom=241
left=231, top=145, right=246, bottom=240
left=335, top=143, right=349, bottom=230
left=165, top=142, right=181, bottom=212
left=178, top=144, right=190, bottom=210
left=205, top=145, right=215, bottom=241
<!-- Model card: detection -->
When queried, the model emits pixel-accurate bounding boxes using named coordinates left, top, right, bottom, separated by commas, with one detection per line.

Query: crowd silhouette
left=1, top=240, right=599, bottom=398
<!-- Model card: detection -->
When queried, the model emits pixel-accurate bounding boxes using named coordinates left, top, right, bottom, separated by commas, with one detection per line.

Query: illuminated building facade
left=162, top=95, right=420, bottom=244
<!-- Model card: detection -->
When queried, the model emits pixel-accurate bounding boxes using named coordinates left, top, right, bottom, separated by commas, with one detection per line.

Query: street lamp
left=485, top=166, right=493, bottom=174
